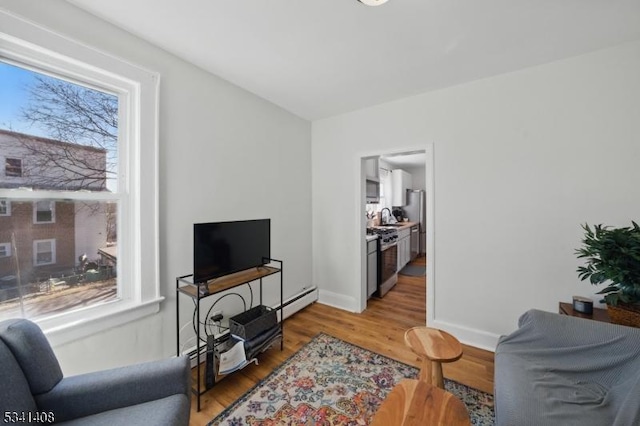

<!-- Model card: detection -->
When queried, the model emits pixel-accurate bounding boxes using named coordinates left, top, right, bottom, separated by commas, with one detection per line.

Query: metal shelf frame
left=176, top=258, right=283, bottom=411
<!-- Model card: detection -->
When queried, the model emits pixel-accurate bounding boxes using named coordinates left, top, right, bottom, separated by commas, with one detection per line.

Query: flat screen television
left=193, top=219, right=271, bottom=283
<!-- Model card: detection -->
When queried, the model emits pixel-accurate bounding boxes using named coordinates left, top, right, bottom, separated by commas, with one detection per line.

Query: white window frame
left=33, top=200, right=55, bottom=224
left=33, top=238, right=56, bottom=266
left=0, top=200, right=10, bottom=216
left=0, top=11, right=161, bottom=347
left=0, top=242, right=10, bottom=258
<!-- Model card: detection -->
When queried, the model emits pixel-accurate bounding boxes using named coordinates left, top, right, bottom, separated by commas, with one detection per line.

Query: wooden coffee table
left=404, top=327, right=463, bottom=389
left=371, top=379, right=470, bottom=426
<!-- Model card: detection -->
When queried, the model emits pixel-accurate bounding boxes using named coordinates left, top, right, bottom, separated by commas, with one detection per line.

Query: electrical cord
left=180, top=336, right=197, bottom=355
left=247, top=282, right=254, bottom=310
left=193, top=292, right=247, bottom=343
left=178, top=319, right=193, bottom=336
left=190, top=298, right=215, bottom=341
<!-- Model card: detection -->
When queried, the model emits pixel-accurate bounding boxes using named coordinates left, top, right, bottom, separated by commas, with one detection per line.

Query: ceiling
left=380, top=152, right=426, bottom=169
left=67, top=0, right=640, bottom=121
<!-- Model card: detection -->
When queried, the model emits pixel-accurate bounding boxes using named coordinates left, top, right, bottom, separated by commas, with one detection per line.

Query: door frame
left=357, top=144, right=435, bottom=327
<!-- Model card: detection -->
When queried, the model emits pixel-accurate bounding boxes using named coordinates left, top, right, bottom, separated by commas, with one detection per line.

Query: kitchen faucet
left=381, top=208, right=392, bottom=225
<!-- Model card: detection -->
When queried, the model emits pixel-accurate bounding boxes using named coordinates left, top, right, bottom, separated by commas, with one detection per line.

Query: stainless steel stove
left=367, top=227, right=398, bottom=296
left=368, top=227, right=398, bottom=248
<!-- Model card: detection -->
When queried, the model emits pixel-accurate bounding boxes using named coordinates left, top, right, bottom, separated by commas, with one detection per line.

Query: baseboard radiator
left=277, top=286, right=318, bottom=321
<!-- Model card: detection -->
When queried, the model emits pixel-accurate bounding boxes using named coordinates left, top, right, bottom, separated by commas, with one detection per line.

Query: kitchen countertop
left=366, top=234, right=379, bottom=242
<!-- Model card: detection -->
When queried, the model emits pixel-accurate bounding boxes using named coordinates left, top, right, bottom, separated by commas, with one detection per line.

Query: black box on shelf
left=229, top=305, right=277, bottom=340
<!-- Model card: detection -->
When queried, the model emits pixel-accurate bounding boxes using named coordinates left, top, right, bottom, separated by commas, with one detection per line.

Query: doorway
left=359, top=146, right=435, bottom=326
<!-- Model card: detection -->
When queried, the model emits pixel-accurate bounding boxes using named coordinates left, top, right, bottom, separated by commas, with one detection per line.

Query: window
left=0, top=243, right=10, bottom=258
left=33, top=239, right=56, bottom=266
left=379, top=168, right=392, bottom=210
left=0, top=11, right=160, bottom=346
left=0, top=200, right=9, bottom=216
left=33, top=200, right=55, bottom=223
left=5, top=158, right=22, bottom=177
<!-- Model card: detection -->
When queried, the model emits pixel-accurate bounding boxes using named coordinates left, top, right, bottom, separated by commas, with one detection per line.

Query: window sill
left=41, top=296, right=165, bottom=348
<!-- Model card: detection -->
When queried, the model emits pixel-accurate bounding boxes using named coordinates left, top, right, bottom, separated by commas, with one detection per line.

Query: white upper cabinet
left=391, top=169, right=412, bottom=206
left=365, top=157, right=380, bottom=181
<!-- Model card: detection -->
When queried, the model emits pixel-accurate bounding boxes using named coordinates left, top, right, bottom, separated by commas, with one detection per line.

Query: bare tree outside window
left=19, top=75, right=118, bottom=191
left=0, top=61, right=119, bottom=320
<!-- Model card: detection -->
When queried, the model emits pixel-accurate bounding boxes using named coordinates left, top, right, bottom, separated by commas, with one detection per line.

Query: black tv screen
left=193, top=219, right=271, bottom=283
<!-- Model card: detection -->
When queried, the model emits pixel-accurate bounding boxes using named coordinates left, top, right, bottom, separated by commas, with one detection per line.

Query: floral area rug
left=209, top=333, right=494, bottom=425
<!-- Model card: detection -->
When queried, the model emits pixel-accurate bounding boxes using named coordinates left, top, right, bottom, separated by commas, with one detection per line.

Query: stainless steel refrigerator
left=402, top=190, right=426, bottom=255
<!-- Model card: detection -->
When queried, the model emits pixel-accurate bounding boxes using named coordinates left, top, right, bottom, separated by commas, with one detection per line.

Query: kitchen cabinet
left=365, top=157, right=380, bottom=180
left=397, top=227, right=411, bottom=270
left=365, top=158, right=380, bottom=204
left=366, top=238, right=378, bottom=297
left=391, top=169, right=412, bottom=206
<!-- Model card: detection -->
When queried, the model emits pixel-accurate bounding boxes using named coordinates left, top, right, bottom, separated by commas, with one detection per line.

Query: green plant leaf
left=576, top=221, right=640, bottom=304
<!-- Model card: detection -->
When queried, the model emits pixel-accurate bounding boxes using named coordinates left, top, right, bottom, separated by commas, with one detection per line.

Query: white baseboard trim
left=430, top=319, right=500, bottom=353
left=317, top=289, right=359, bottom=312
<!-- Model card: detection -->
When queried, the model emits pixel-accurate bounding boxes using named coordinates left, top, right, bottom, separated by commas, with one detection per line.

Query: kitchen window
left=33, top=200, right=55, bottom=224
left=0, top=243, right=10, bottom=258
left=379, top=168, right=393, bottom=210
left=0, top=11, right=160, bottom=346
left=5, top=158, right=22, bottom=177
left=33, top=239, right=56, bottom=266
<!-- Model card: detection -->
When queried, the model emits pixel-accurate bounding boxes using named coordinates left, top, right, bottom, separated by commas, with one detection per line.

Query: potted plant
left=576, top=221, right=640, bottom=327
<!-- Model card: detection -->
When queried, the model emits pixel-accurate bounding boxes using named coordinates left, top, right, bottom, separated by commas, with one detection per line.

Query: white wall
left=2, top=0, right=312, bottom=374
left=312, top=40, right=640, bottom=350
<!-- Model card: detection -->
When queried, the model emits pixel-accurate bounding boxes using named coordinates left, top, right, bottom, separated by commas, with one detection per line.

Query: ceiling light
left=358, top=0, right=389, bottom=6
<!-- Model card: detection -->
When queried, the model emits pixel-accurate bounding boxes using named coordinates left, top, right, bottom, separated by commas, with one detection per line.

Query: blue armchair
left=0, top=319, right=191, bottom=425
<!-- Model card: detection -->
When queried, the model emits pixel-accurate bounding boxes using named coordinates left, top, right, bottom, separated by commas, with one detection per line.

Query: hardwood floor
left=188, top=256, right=495, bottom=425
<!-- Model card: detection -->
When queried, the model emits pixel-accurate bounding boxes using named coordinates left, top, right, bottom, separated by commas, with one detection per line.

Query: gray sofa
left=495, top=309, right=640, bottom=426
left=0, top=318, right=191, bottom=425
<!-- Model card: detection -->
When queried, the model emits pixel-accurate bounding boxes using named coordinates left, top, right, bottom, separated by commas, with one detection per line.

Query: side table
left=371, top=379, right=470, bottom=426
left=558, top=302, right=610, bottom=323
left=404, top=327, right=462, bottom=389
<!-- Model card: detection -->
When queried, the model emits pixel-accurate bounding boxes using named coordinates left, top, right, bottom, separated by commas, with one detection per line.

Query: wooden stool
left=371, top=379, right=470, bottom=426
left=404, top=327, right=462, bottom=388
